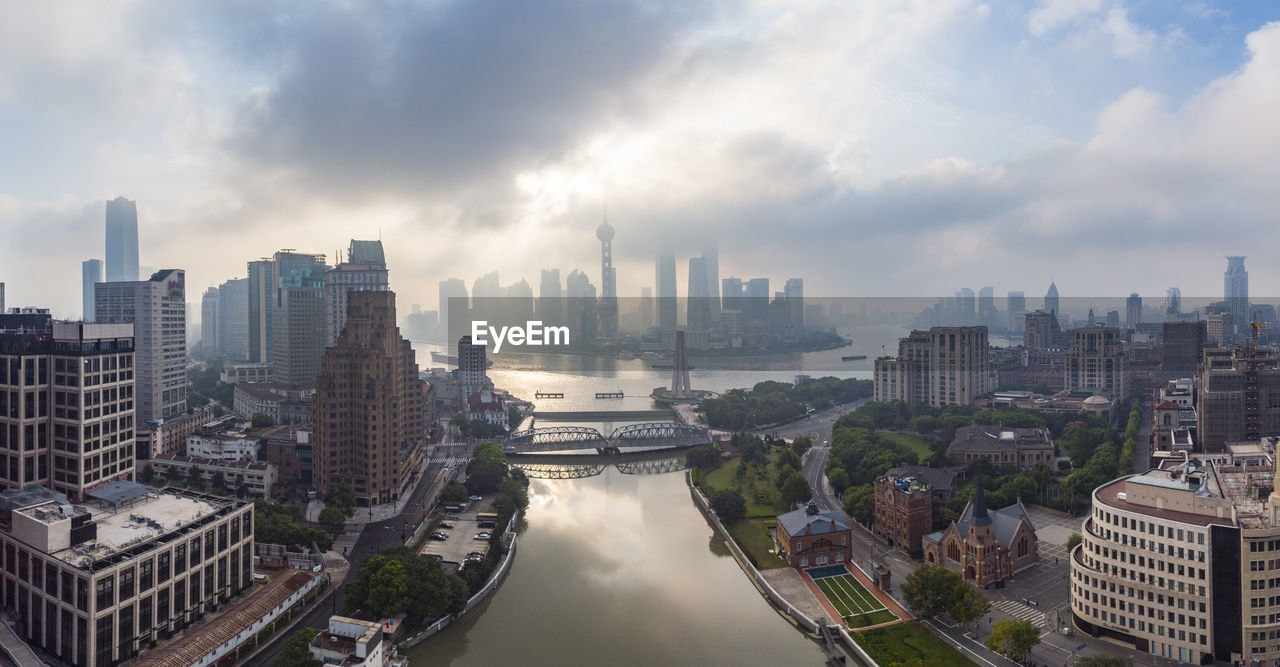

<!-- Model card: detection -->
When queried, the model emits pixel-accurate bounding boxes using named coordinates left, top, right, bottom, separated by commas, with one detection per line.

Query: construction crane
left=1246, top=318, right=1267, bottom=441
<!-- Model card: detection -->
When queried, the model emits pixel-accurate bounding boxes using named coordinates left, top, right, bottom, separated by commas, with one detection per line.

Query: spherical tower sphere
left=596, top=220, right=615, bottom=242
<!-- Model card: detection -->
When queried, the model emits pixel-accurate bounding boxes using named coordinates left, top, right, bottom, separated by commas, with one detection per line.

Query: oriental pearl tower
left=597, top=216, right=618, bottom=341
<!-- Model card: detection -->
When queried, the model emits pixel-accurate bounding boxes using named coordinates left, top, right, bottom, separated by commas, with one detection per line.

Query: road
left=247, top=441, right=472, bottom=667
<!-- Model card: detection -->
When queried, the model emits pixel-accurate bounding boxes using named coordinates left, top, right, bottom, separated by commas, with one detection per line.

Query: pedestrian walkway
left=306, top=455, right=434, bottom=524
left=0, top=618, right=43, bottom=666
left=991, top=598, right=1046, bottom=627
left=332, top=523, right=365, bottom=556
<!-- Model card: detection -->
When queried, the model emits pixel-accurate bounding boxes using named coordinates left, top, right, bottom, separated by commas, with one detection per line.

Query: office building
left=977, top=286, right=995, bottom=328
left=0, top=283, right=4, bottom=313
left=82, top=260, right=103, bottom=321
left=722, top=277, right=744, bottom=315
left=1065, top=327, right=1129, bottom=398
left=656, top=255, right=677, bottom=333
left=95, top=270, right=187, bottom=422
left=785, top=278, right=804, bottom=332
left=923, top=479, right=1038, bottom=586
left=247, top=251, right=327, bottom=364
left=1163, top=321, right=1207, bottom=373
left=1197, top=346, right=1280, bottom=451
left=216, top=278, right=249, bottom=362
left=438, top=277, right=468, bottom=339
left=596, top=220, right=617, bottom=340
left=135, top=407, right=215, bottom=461
left=746, top=278, right=770, bottom=323
left=1024, top=310, right=1064, bottom=349
left=538, top=270, right=563, bottom=328
left=0, top=315, right=137, bottom=500
left=1044, top=281, right=1059, bottom=317
left=1069, top=457, right=1280, bottom=663
left=1226, top=256, right=1248, bottom=327
left=200, top=287, right=219, bottom=352
left=232, top=383, right=312, bottom=425
left=873, top=473, right=932, bottom=551
left=313, top=291, right=424, bottom=506
left=0, top=482, right=255, bottom=665
left=686, top=257, right=711, bottom=335
left=703, top=243, right=720, bottom=325
left=104, top=197, right=139, bottom=283
left=565, top=269, right=597, bottom=345
left=955, top=287, right=976, bottom=325
left=272, top=268, right=327, bottom=387
left=639, top=286, right=653, bottom=331
left=325, top=239, right=389, bottom=345
left=1207, top=312, right=1235, bottom=347
left=1126, top=293, right=1143, bottom=330
left=874, top=326, right=993, bottom=407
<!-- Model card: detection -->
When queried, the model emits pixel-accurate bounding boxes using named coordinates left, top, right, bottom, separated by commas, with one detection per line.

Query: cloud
left=1027, top=0, right=1105, bottom=37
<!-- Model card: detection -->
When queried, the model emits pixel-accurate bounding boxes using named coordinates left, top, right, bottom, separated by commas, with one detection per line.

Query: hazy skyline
left=2, top=1, right=1280, bottom=318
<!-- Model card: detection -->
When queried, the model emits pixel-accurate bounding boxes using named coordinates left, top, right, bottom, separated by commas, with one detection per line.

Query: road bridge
left=504, top=422, right=710, bottom=455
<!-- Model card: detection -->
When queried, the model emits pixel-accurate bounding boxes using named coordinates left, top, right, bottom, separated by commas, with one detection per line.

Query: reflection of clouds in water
left=528, top=476, right=652, bottom=590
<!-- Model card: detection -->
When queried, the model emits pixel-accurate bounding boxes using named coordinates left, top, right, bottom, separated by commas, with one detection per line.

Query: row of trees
left=700, top=378, right=873, bottom=430
left=140, top=464, right=252, bottom=498
left=254, top=500, right=335, bottom=553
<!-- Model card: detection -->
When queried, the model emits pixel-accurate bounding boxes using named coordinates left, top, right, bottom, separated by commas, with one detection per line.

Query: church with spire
left=921, top=477, right=1040, bottom=587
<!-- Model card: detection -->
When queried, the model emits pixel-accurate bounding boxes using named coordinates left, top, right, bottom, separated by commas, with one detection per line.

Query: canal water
left=402, top=466, right=828, bottom=665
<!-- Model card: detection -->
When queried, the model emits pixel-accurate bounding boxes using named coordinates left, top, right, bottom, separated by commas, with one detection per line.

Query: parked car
left=474, top=532, right=491, bottom=540
left=438, top=522, right=454, bottom=529
left=469, top=495, right=482, bottom=501
left=430, top=532, right=448, bottom=541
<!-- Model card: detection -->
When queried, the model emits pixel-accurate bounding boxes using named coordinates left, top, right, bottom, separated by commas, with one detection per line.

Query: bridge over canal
left=504, top=421, right=711, bottom=455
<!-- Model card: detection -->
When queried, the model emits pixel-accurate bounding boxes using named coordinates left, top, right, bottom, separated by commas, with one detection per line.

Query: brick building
left=948, top=424, right=1054, bottom=471
left=774, top=501, right=852, bottom=569
left=922, top=478, right=1038, bottom=587
left=873, top=473, right=933, bottom=551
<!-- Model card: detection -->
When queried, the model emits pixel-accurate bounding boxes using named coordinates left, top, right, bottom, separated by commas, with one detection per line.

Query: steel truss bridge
left=510, top=455, right=690, bottom=480
left=503, top=421, right=710, bottom=455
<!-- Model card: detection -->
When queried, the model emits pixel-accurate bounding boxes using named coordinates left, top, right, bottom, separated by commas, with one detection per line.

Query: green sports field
left=808, top=566, right=899, bottom=627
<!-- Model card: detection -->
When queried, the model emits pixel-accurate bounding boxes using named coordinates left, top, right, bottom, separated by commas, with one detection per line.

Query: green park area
left=853, top=622, right=976, bottom=666
left=875, top=432, right=932, bottom=465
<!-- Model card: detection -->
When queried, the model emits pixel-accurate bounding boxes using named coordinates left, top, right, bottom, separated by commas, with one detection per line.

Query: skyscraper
left=687, top=257, right=711, bottom=335
left=1165, top=287, right=1182, bottom=321
left=104, top=196, right=139, bottom=282
left=955, top=287, right=976, bottom=325
left=1044, top=281, right=1059, bottom=317
left=81, top=259, right=103, bottom=320
left=218, top=277, right=250, bottom=361
left=786, top=278, right=804, bottom=332
left=703, top=242, right=720, bottom=325
left=313, top=291, right=425, bottom=506
left=325, top=239, right=389, bottom=345
left=722, top=277, right=744, bottom=314
left=458, top=334, right=488, bottom=397
left=273, top=267, right=327, bottom=387
left=639, top=286, right=653, bottom=331
left=1125, top=293, right=1142, bottom=330
left=597, top=219, right=618, bottom=340
left=247, top=250, right=327, bottom=363
left=439, top=277, right=468, bottom=340
left=1226, top=255, right=1248, bottom=327
left=565, top=269, right=598, bottom=344
left=978, top=286, right=995, bottom=327
left=746, top=278, right=770, bottom=323
left=95, top=269, right=187, bottom=421
left=656, top=255, right=677, bottom=333
left=538, top=269, right=563, bottom=327
left=1007, top=291, right=1026, bottom=334
left=201, top=286, right=220, bottom=351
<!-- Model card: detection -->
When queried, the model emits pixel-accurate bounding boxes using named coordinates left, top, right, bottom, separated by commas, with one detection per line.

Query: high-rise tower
left=81, top=259, right=103, bottom=320
left=656, top=255, right=677, bottom=333
left=104, top=196, right=139, bottom=282
left=1226, top=256, right=1249, bottom=328
left=597, top=218, right=617, bottom=340
left=1044, top=281, right=1059, bottom=317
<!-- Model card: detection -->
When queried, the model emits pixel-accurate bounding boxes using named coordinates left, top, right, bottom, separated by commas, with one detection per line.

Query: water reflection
left=509, top=451, right=691, bottom=480
left=404, top=467, right=826, bottom=666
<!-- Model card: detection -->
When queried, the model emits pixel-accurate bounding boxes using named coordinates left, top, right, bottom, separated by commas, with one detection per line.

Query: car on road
left=438, top=522, right=454, bottom=529
left=469, top=495, right=482, bottom=501
left=430, top=532, right=448, bottom=541
left=474, top=532, right=491, bottom=540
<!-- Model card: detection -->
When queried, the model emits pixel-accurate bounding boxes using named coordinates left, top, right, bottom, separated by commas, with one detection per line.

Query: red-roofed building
left=467, top=390, right=507, bottom=429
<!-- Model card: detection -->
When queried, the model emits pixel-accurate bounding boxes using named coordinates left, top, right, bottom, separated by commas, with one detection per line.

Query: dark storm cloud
left=223, top=0, right=714, bottom=212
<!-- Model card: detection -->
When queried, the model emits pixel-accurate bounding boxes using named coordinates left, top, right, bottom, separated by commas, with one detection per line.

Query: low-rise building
left=873, top=473, right=932, bottom=551
left=186, top=431, right=259, bottom=462
left=149, top=454, right=276, bottom=497
left=136, top=406, right=217, bottom=460
left=466, top=390, right=507, bottom=428
left=310, top=615, right=386, bottom=666
left=947, top=425, right=1054, bottom=470
left=232, top=382, right=313, bottom=425
left=219, top=362, right=272, bottom=385
left=883, top=465, right=964, bottom=503
left=264, top=426, right=313, bottom=501
left=923, top=479, right=1038, bottom=586
left=774, top=500, right=852, bottom=569
left=0, top=481, right=254, bottom=665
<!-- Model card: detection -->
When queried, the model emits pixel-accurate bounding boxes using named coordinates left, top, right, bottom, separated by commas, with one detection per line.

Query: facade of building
left=82, top=260, right=103, bottom=321
left=272, top=268, right=327, bottom=388
left=325, top=239, right=390, bottom=346
left=263, top=426, right=312, bottom=500
left=1197, top=346, right=1280, bottom=451
left=186, top=432, right=258, bottom=462
left=201, top=286, right=219, bottom=352
left=104, top=196, right=139, bottom=283
left=0, top=482, right=254, bottom=666
left=774, top=501, right=852, bottom=569
left=1226, top=256, right=1249, bottom=330
left=1206, top=312, right=1235, bottom=347
left=313, top=292, right=425, bottom=506
left=1024, top=310, right=1064, bottom=349
left=457, top=335, right=488, bottom=398
left=216, top=277, right=249, bottom=362
left=466, top=390, right=507, bottom=428
left=873, top=473, right=932, bottom=551
left=655, top=255, right=677, bottom=335
left=247, top=251, right=327, bottom=365
left=94, top=269, right=187, bottom=422
left=884, top=465, right=964, bottom=503
left=1, top=315, right=138, bottom=501
left=874, top=326, right=993, bottom=407
left=923, top=479, right=1038, bottom=587
left=1064, top=326, right=1129, bottom=398
left=220, top=362, right=272, bottom=385
left=232, top=382, right=312, bottom=425
left=310, top=615, right=385, bottom=667
left=1162, top=321, right=1207, bottom=373
left=135, top=407, right=216, bottom=462
left=948, top=425, right=1054, bottom=471
left=1068, top=458, right=1280, bottom=664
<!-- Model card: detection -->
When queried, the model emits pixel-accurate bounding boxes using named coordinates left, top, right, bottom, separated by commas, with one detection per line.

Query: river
left=402, top=467, right=828, bottom=665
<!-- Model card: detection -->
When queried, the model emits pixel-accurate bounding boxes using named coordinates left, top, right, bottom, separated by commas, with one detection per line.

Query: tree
left=440, top=481, right=469, bottom=503
left=211, top=471, right=227, bottom=493
left=843, top=484, right=874, bottom=525
left=366, top=560, right=413, bottom=617
left=791, top=435, right=812, bottom=457
left=774, top=463, right=799, bottom=491
left=901, top=564, right=967, bottom=619
left=212, top=404, right=225, bottom=418
left=776, top=448, right=802, bottom=472
left=325, top=483, right=358, bottom=518
left=466, top=442, right=509, bottom=495
left=985, top=619, right=1040, bottom=660
left=251, top=412, right=276, bottom=428
left=949, top=583, right=990, bottom=628
left=318, top=507, right=346, bottom=534
left=141, top=465, right=155, bottom=485
left=710, top=489, right=746, bottom=522
left=1066, top=532, right=1082, bottom=553
left=779, top=472, right=812, bottom=505
left=828, top=468, right=850, bottom=496
left=276, top=627, right=321, bottom=667
left=165, top=464, right=181, bottom=484
left=686, top=445, right=722, bottom=471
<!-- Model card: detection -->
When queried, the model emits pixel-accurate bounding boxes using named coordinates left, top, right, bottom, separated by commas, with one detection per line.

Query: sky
left=2, top=0, right=1280, bottom=319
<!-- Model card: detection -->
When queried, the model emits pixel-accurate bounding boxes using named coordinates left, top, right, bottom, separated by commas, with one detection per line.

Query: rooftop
left=777, top=506, right=849, bottom=537
left=948, top=425, right=1052, bottom=452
